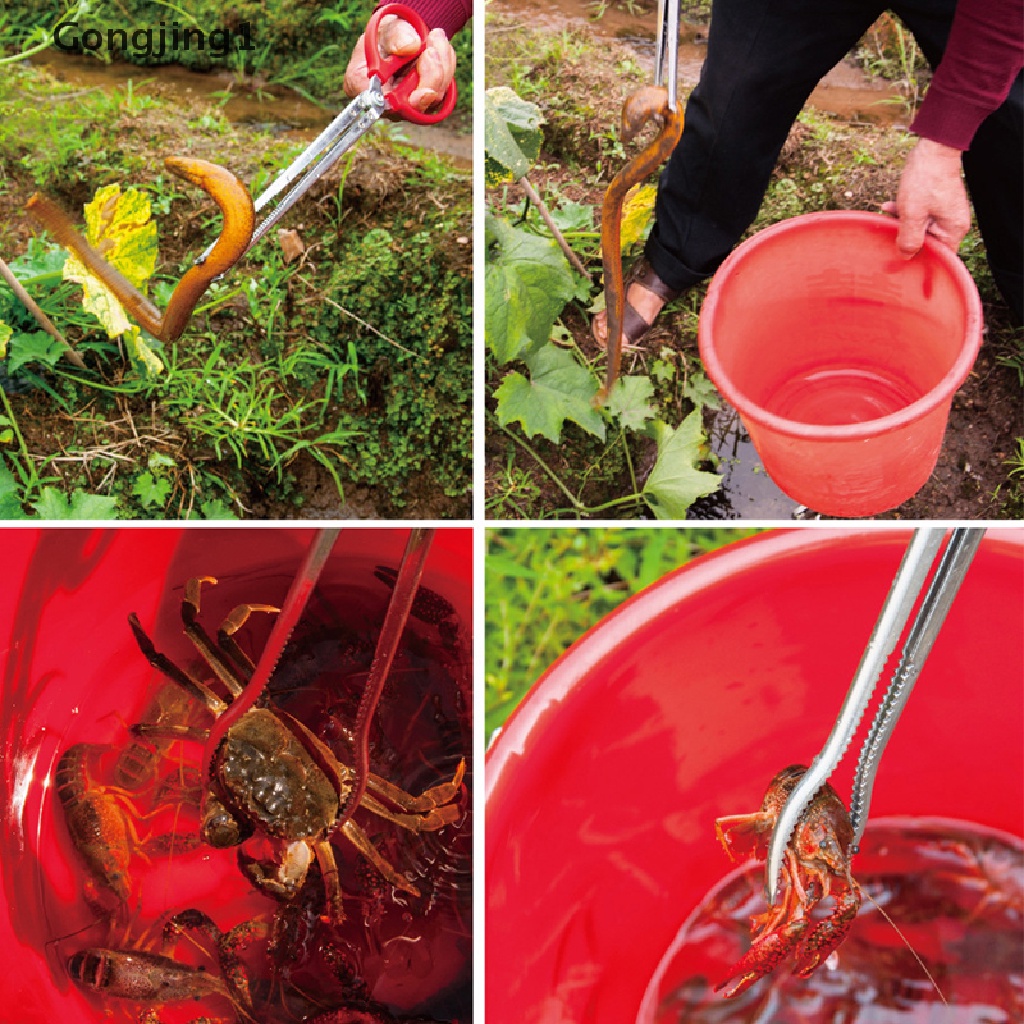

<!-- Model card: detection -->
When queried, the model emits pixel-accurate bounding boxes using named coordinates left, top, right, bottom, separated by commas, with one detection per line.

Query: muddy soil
left=485, top=9, right=1022, bottom=521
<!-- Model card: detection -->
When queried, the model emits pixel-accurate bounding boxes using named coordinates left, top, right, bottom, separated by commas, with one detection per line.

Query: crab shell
left=202, top=707, right=345, bottom=847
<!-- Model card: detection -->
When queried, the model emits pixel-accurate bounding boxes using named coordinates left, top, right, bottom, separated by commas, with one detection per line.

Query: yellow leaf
left=62, top=184, right=158, bottom=339
left=123, top=325, right=164, bottom=376
left=0, top=320, right=11, bottom=359
left=619, top=183, right=657, bottom=252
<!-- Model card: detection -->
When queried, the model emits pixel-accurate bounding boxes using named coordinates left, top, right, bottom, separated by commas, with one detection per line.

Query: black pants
left=645, top=0, right=1024, bottom=318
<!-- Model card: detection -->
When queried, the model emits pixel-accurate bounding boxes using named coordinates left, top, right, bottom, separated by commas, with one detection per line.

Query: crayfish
left=714, top=764, right=862, bottom=997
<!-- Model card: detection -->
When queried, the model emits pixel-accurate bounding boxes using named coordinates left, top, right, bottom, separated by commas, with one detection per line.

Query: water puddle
left=492, top=0, right=907, bottom=125
left=687, top=406, right=805, bottom=520
left=33, top=50, right=471, bottom=164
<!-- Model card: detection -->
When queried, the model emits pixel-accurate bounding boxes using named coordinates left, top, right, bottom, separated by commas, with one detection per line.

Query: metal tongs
left=201, top=527, right=339, bottom=775
left=653, top=0, right=680, bottom=112
left=765, top=527, right=985, bottom=904
left=197, top=2, right=456, bottom=268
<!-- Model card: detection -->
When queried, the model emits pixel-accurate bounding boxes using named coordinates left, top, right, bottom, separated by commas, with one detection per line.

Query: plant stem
left=0, top=258, right=86, bottom=369
left=495, top=416, right=584, bottom=510
left=519, top=176, right=592, bottom=281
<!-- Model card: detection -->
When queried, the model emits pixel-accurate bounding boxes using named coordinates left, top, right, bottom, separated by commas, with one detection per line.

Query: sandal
left=593, top=257, right=680, bottom=349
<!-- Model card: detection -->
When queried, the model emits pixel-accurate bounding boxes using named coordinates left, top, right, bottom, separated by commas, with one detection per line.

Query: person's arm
left=885, top=0, right=1023, bottom=256
left=343, top=0, right=470, bottom=113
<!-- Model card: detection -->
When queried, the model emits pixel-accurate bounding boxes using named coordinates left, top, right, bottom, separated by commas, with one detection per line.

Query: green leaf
left=132, top=471, right=172, bottom=509
left=606, top=375, right=656, bottom=431
left=642, top=409, right=722, bottom=518
left=199, top=497, right=239, bottom=520
left=8, top=331, right=65, bottom=373
left=484, top=87, right=544, bottom=186
left=485, top=213, right=577, bottom=364
left=0, top=461, right=28, bottom=519
left=683, top=369, right=723, bottom=411
left=32, top=486, right=119, bottom=520
left=124, top=325, right=165, bottom=375
left=0, top=321, right=11, bottom=359
left=494, top=343, right=605, bottom=444
left=549, top=200, right=594, bottom=234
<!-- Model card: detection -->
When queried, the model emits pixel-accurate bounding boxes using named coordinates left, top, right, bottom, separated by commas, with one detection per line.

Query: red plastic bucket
left=0, top=527, right=472, bottom=1024
left=485, top=528, right=1023, bottom=1024
left=698, top=212, right=983, bottom=516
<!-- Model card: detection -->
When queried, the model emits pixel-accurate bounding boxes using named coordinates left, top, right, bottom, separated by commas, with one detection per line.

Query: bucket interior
left=485, top=529, right=1023, bottom=1024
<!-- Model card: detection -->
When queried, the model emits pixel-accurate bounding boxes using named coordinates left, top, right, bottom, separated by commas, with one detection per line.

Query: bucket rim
left=697, top=210, right=984, bottom=441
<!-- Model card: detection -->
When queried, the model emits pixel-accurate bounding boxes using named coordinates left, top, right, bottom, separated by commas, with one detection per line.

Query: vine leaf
left=642, top=409, right=722, bottom=518
left=32, top=487, right=118, bottom=520
left=7, top=331, right=64, bottom=373
left=63, top=184, right=158, bottom=339
left=484, top=87, right=544, bottom=186
left=494, top=343, right=605, bottom=443
left=606, top=374, right=656, bottom=430
left=485, top=213, right=576, bottom=364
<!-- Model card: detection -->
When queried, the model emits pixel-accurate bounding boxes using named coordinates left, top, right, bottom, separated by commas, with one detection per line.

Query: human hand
left=343, top=15, right=456, bottom=113
left=881, top=138, right=971, bottom=257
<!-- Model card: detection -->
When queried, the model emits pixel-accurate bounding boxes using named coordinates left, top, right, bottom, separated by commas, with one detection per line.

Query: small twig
left=518, top=176, right=592, bottom=282
left=301, top=277, right=424, bottom=360
left=0, top=257, right=87, bottom=369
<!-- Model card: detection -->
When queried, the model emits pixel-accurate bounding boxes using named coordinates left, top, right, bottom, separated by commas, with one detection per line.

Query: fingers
left=407, top=29, right=457, bottom=111
left=343, top=19, right=456, bottom=113
left=884, top=138, right=970, bottom=259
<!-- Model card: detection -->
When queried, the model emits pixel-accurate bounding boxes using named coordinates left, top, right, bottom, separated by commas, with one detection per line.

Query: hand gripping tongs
left=764, top=527, right=986, bottom=905
left=196, top=2, right=457, bottom=269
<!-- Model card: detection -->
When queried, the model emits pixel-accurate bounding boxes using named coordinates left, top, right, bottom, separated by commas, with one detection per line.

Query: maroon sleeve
left=376, top=0, right=473, bottom=39
left=910, top=0, right=1024, bottom=150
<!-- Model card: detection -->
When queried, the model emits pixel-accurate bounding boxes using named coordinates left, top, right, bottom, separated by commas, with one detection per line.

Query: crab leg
left=129, top=613, right=228, bottom=716
left=182, top=577, right=278, bottom=698
left=337, top=819, right=420, bottom=897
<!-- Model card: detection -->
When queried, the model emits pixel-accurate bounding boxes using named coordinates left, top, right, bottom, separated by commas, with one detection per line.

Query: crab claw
left=714, top=916, right=809, bottom=997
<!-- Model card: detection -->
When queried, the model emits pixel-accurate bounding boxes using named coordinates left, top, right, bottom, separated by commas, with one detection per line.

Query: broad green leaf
left=619, top=184, right=657, bottom=251
left=0, top=461, right=28, bottom=519
left=62, top=184, right=158, bottom=339
left=123, top=325, right=165, bottom=375
left=0, top=321, right=11, bottom=359
left=132, top=471, right=172, bottom=509
left=32, top=486, right=119, bottom=520
left=494, top=343, right=604, bottom=443
left=642, top=409, right=722, bottom=518
left=683, top=369, right=723, bottom=411
left=199, top=497, right=239, bottom=520
left=8, top=331, right=64, bottom=373
left=485, top=213, right=576, bottom=364
left=550, top=200, right=594, bottom=234
left=484, top=87, right=543, bottom=186
left=9, top=238, right=66, bottom=279
left=606, top=374, right=656, bottom=431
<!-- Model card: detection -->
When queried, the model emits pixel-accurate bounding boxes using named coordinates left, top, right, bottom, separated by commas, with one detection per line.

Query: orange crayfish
left=714, top=764, right=862, bottom=997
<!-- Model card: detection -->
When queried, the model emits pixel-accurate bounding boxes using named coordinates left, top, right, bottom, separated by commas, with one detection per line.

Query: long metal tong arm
left=196, top=84, right=386, bottom=267
left=848, top=527, right=984, bottom=847
left=764, top=527, right=984, bottom=904
left=653, top=0, right=680, bottom=111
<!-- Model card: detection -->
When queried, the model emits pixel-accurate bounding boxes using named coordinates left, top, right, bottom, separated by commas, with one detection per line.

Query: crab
left=127, top=576, right=466, bottom=924
left=713, top=764, right=862, bottom=997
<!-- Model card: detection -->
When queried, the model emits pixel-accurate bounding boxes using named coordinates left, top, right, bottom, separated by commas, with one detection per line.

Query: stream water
left=33, top=50, right=472, bottom=164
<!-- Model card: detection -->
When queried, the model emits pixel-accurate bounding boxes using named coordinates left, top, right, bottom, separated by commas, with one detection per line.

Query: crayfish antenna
left=858, top=883, right=948, bottom=1005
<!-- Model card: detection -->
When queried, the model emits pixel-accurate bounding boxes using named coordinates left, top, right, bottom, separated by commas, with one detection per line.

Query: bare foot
left=592, top=279, right=670, bottom=345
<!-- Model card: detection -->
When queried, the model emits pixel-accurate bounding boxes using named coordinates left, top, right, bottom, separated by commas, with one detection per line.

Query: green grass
left=485, top=528, right=764, bottom=740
